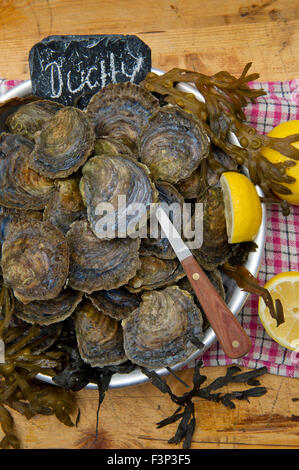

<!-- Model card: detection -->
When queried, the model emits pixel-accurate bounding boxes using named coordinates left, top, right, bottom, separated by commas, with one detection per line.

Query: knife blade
left=155, top=206, right=251, bottom=359
left=0, top=339, right=4, bottom=364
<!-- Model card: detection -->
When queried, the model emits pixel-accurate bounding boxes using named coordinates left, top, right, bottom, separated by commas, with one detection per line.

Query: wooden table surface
left=0, top=0, right=299, bottom=450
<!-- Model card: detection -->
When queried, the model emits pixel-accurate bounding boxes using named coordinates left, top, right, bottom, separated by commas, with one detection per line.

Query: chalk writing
left=45, top=61, right=63, bottom=99
left=29, top=35, right=151, bottom=107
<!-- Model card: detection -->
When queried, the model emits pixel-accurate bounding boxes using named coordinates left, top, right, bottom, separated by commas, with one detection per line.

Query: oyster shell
left=0, top=96, right=42, bottom=133
left=5, top=100, right=63, bottom=142
left=14, top=287, right=83, bottom=325
left=192, top=187, right=234, bottom=271
left=0, top=133, right=54, bottom=210
left=80, top=155, right=157, bottom=239
left=177, top=146, right=240, bottom=199
left=43, top=176, right=86, bottom=234
left=175, top=165, right=204, bottom=199
left=66, top=219, right=141, bottom=293
left=0, top=208, right=43, bottom=253
left=75, top=299, right=127, bottom=367
left=87, top=287, right=140, bottom=321
left=208, top=146, right=239, bottom=184
left=139, top=105, right=210, bottom=184
left=122, top=286, right=203, bottom=368
left=229, top=240, right=258, bottom=267
left=29, top=323, right=63, bottom=355
left=206, top=268, right=226, bottom=300
left=6, top=316, right=63, bottom=355
left=93, top=137, right=135, bottom=158
left=1, top=220, right=69, bottom=303
left=140, top=181, right=184, bottom=260
left=29, top=107, right=95, bottom=179
left=127, top=256, right=185, bottom=293
left=86, top=82, right=160, bottom=152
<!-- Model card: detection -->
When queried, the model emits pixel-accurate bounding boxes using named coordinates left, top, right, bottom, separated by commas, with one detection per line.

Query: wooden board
left=0, top=0, right=298, bottom=450
left=8, top=366, right=299, bottom=449
left=0, top=0, right=298, bottom=81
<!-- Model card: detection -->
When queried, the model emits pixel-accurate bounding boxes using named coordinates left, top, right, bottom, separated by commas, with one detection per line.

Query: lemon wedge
left=220, top=171, right=263, bottom=244
left=258, top=272, right=299, bottom=351
left=261, top=120, right=299, bottom=206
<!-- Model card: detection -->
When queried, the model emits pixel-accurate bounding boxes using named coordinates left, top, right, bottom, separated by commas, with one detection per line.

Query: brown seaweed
left=223, top=263, right=284, bottom=326
left=0, top=403, right=19, bottom=448
left=142, top=361, right=268, bottom=449
left=4, top=317, right=63, bottom=355
left=0, top=313, right=75, bottom=449
left=141, top=65, right=299, bottom=203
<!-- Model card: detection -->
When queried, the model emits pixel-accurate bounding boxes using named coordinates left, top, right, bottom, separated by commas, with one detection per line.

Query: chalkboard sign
left=29, top=35, right=152, bottom=108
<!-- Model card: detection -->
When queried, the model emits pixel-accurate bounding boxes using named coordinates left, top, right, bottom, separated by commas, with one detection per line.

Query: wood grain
left=0, top=0, right=298, bottom=450
left=8, top=367, right=299, bottom=449
left=0, top=0, right=298, bottom=81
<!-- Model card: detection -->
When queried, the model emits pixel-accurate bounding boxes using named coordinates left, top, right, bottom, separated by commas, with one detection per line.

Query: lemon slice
left=261, top=120, right=299, bottom=206
left=258, top=272, right=299, bottom=351
left=220, top=171, right=263, bottom=244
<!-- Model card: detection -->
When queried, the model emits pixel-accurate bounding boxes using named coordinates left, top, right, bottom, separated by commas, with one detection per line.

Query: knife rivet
left=192, top=272, right=200, bottom=280
left=232, top=340, right=240, bottom=348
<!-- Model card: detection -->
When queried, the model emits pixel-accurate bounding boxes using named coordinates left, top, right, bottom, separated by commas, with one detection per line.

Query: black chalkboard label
left=29, top=35, right=152, bottom=108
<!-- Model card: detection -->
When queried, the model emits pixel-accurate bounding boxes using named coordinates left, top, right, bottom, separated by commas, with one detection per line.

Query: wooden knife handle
left=181, top=255, right=251, bottom=359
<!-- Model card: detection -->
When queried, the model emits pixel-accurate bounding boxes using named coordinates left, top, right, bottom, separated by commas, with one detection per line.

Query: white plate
left=0, top=69, right=266, bottom=389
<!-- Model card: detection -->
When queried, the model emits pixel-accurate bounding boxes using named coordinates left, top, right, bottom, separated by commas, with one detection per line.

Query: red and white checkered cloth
left=1, top=78, right=299, bottom=377
left=201, top=79, right=299, bottom=377
left=0, top=79, right=23, bottom=96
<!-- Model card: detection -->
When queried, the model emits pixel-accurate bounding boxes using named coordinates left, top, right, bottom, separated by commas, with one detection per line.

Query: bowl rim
left=0, top=69, right=266, bottom=389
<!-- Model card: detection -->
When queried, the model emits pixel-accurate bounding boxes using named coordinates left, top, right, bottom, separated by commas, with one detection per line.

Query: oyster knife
left=155, top=206, right=251, bottom=359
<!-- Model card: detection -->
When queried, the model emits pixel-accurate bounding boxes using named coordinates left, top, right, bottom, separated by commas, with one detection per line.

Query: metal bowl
left=0, top=69, right=266, bottom=389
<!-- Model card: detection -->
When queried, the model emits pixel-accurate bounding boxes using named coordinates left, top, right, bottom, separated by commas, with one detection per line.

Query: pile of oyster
left=0, top=82, right=249, bottom=372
